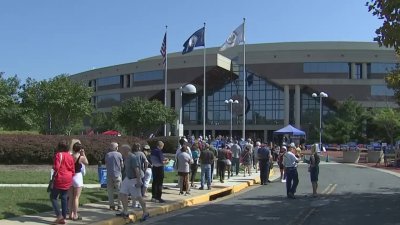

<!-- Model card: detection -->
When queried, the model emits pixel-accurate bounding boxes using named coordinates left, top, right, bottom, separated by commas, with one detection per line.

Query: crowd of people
left=49, top=136, right=320, bottom=224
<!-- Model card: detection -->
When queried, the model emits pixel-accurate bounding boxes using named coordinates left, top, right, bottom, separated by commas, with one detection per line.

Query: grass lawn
left=0, top=170, right=100, bottom=184
left=0, top=187, right=108, bottom=220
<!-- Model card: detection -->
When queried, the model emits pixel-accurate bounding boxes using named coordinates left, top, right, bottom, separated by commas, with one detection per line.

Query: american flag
left=160, top=32, right=167, bottom=66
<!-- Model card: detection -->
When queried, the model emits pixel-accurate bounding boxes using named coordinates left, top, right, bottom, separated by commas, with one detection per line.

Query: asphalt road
left=142, top=163, right=400, bottom=225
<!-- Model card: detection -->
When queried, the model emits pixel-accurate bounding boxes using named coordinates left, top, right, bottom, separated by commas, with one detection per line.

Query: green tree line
left=0, top=73, right=176, bottom=137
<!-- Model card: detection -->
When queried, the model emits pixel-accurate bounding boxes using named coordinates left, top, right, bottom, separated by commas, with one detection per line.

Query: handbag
left=47, top=153, right=63, bottom=192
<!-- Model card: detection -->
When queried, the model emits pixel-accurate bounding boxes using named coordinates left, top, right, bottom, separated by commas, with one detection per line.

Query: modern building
left=71, top=42, right=398, bottom=142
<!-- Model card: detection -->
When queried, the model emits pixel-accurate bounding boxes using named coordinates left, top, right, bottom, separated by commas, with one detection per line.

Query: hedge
left=0, top=134, right=147, bottom=165
left=146, top=136, right=180, bottom=154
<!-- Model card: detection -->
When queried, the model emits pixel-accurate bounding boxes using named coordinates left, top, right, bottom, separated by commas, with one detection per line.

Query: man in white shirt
left=283, top=143, right=299, bottom=199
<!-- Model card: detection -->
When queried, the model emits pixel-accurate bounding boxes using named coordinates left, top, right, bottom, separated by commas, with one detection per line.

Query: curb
left=90, top=170, right=272, bottom=225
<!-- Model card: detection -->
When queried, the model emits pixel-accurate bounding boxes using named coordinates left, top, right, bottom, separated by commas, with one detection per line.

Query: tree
left=366, top=0, right=400, bottom=53
left=371, top=107, right=400, bottom=145
left=90, top=111, right=120, bottom=133
left=323, top=98, right=368, bottom=144
left=0, top=73, right=35, bottom=130
left=20, top=75, right=93, bottom=134
left=112, top=97, right=176, bottom=137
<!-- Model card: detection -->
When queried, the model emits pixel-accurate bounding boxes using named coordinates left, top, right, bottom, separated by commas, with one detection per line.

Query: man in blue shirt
left=150, top=141, right=169, bottom=203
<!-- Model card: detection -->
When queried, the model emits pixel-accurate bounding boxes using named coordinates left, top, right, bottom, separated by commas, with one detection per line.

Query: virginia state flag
left=182, top=27, right=205, bottom=55
left=220, top=23, right=244, bottom=51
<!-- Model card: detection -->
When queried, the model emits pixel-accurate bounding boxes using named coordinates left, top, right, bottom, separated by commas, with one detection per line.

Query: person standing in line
left=177, top=141, right=193, bottom=195
left=216, top=144, right=227, bottom=183
left=117, top=144, right=149, bottom=221
left=199, top=143, right=214, bottom=190
left=230, top=140, right=242, bottom=176
left=68, top=141, right=89, bottom=220
left=241, top=145, right=252, bottom=177
left=142, top=145, right=152, bottom=197
left=132, top=143, right=149, bottom=208
left=258, top=144, right=272, bottom=185
left=190, top=142, right=200, bottom=188
left=277, top=146, right=287, bottom=182
left=50, top=140, right=75, bottom=225
left=253, top=141, right=261, bottom=173
left=283, top=143, right=299, bottom=199
left=309, top=144, right=320, bottom=197
left=150, top=141, right=169, bottom=203
left=105, top=142, right=123, bottom=211
left=175, top=138, right=192, bottom=190
left=224, top=145, right=233, bottom=179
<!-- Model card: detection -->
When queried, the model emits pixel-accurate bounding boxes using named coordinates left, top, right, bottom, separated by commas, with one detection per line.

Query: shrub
left=0, top=134, right=147, bottom=165
left=146, top=136, right=179, bottom=154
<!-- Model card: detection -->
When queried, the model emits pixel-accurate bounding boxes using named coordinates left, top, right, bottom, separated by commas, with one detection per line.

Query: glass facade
left=97, top=76, right=120, bottom=86
left=303, top=62, right=349, bottom=73
left=133, top=70, right=163, bottom=82
left=370, top=63, right=397, bottom=74
left=96, top=94, right=121, bottom=108
left=371, top=85, right=395, bottom=96
left=182, top=66, right=285, bottom=125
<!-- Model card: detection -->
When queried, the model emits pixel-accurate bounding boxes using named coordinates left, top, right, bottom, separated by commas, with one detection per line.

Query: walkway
left=1, top=169, right=279, bottom=225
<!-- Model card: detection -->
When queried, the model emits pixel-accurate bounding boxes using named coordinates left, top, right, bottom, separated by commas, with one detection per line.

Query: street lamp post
left=225, top=99, right=239, bottom=139
left=312, top=92, right=328, bottom=161
left=178, top=84, right=197, bottom=137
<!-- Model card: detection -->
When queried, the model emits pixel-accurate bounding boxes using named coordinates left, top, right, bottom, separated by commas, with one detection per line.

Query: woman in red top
left=50, top=140, right=75, bottom=224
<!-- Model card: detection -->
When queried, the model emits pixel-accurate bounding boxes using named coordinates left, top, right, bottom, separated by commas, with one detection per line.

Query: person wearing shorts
left=117, top=144, right=149, bottom=221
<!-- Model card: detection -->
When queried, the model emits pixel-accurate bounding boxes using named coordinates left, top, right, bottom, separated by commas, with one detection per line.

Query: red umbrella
left=102, top=130, right=120, bottom=136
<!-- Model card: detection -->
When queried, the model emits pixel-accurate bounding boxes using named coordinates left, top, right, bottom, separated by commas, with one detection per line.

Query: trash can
left=98, top=161, right=107, bottom=188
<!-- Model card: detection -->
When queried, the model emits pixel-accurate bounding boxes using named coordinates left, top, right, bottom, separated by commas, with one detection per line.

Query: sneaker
left=199, top=187, right=204, bottom=190
left=140, top=212, right=150, bottom=222
left=185, top=192, right=191, bottom=196
left=109, top=206, right=116, bottom=210
left=281, top=179, right=286, bottom=183
left=116, top=212, right=129, bottom=219
left=179, top=191, right=184, bottom=195
left=207, top=186, right=211, bottom=190
left=134, top=203, right=142, bottom=209
left=157, top=199, right=166, bottom=203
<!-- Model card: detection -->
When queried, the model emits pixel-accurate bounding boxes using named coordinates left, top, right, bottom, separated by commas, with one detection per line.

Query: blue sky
left=0, top=0, right=382, bottom=82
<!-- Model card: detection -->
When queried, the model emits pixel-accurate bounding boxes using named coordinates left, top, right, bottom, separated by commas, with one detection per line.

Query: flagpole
left=242, top=18, right=246, bottom=140
left=164, top=26, right=168, bottom=136
left=203, top=22, right=206, bottom=139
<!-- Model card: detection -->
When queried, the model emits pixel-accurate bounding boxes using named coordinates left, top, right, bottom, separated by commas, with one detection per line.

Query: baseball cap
left=143, top=145, right=151, bottom=150
left=289, top=143, right=296, bottom=148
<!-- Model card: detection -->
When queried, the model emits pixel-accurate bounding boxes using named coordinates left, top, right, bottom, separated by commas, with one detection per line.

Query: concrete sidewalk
left=1, top=169, right=278, bottom=225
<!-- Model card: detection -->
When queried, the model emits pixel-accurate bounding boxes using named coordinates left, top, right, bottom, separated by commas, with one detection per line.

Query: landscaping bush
left=147, top=136, right=179, bottom=154
left=0, top=134, right=146, bottom=164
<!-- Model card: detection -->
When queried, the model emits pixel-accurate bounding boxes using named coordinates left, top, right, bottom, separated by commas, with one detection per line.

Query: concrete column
left=351, top=63, right=356, bottom=79
left=284, top=85, right=290, bottom=126
left=294, top=85, right=301, bottom=128
left=130, top=74, right=134, bottom=87
left=362, top=63, right=368, bottom=79
left=123, top=75, right=128, bottom=88
left=263, top=129, right=268, bottom=144
left=166, top=90, right=172, bottom=136
left=175, top=89, right=183, bottom=136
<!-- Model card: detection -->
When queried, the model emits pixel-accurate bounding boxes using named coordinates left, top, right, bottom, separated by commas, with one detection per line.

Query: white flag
left=219, top=23, right=244, bottom=51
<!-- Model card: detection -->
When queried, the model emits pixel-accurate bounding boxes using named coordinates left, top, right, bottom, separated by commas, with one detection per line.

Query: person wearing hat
left=283, top=143, right=299, bottom=199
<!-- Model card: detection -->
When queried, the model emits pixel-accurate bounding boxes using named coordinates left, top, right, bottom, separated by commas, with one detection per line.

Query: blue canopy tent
left=273, top=125, right=306, bottom=136
left=273, top=125, right=306, bottom=146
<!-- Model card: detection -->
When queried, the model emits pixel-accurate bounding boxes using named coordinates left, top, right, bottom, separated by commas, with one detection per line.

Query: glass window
left=133, top=70, right=164, bottom=82
left=370, top=63, right=397, bottom=74
left=183, top=66, right=284, bottom=125
left=371, top=85, right=394, bottom=96
left=304, top=62, right=349, bottom=73
left=97, top=76, right=120, bottom=86
left=96, top=94, right=121, bottom=108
